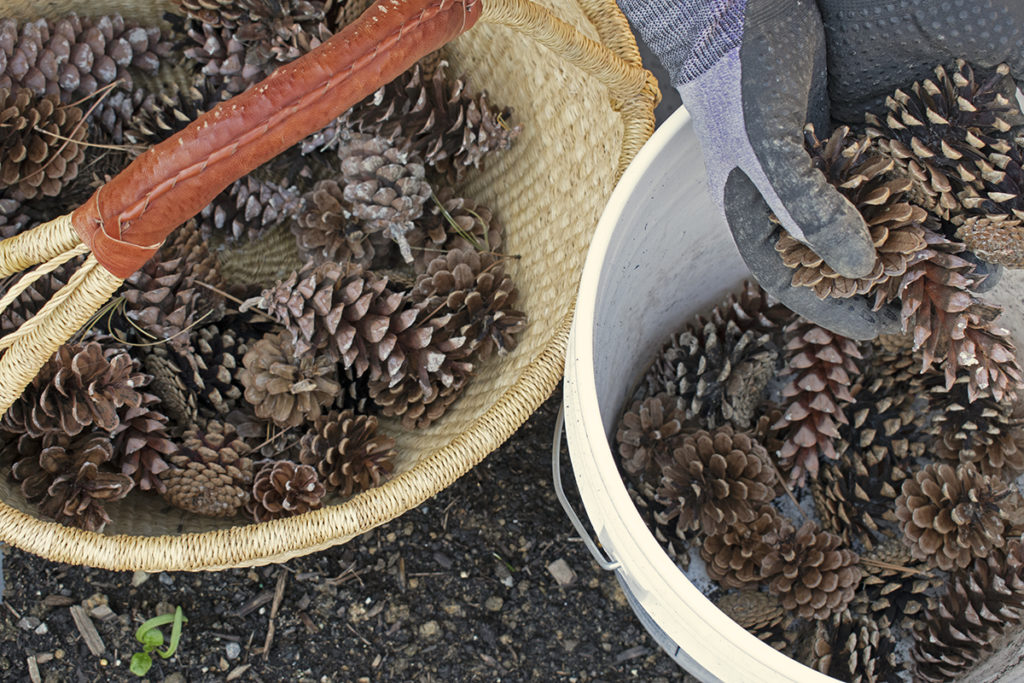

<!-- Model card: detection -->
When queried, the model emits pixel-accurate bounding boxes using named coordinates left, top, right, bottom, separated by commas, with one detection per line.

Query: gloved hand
left=616, top=0, right=1022, bottom=339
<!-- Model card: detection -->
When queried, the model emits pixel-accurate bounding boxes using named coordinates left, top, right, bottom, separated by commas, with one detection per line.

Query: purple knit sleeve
left=616, top=0, right=746, bottom=85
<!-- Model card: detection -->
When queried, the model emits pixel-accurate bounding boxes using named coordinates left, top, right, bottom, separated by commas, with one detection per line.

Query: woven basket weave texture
left=0, top=0, right=657, bottom=570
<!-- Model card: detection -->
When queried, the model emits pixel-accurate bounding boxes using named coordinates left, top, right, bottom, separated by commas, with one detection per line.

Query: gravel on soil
left=0, top=387, right=684, bottom=682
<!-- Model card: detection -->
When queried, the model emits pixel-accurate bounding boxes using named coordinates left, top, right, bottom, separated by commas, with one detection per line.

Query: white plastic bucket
left=560, top=106, right=1024, bottom=682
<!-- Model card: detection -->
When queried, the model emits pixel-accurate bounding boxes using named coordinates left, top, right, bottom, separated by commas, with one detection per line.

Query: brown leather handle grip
left=71, top=0, right=481, bottom=278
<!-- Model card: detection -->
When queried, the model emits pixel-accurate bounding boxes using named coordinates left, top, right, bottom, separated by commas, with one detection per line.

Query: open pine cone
left=716, top=590, right=795, bottom=653
left=299, top=409, right=396, bottom=496
left=160, top=420, right=254, bottom=517
left=238, top=331, right=341, bottom=428
left=615, top=394, right=691, bottom=481
left=895, top=461, right=1013, bottom=571
left=760, top=519, right=861, bottom=620
left=775, top=125, right=928, bottom=299
left=655, top=426, right=776, bottom=538
left=700, top=505, right=781, bottom=589
left=247, top=460, right=325, bottom=523
left=110, top=390, right=176, bottom=494
left=9, top=432, right=133, bottom=532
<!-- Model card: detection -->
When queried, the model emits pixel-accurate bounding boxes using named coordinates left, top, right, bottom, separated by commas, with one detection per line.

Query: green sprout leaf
left=156, top=606, right=186, bottom=659
left=134, top=612, right=175, bottom=646
left=140, top=628, right=163, bottom=651
left=129, top=652, right=153, bottom=677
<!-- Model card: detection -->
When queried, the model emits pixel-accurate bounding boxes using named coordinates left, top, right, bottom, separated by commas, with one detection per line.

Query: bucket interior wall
left=566, top=105, right=1024, bottom=682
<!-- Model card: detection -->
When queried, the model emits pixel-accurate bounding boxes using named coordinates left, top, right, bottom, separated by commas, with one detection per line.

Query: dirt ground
left=0, top=388, right=685, bottom=682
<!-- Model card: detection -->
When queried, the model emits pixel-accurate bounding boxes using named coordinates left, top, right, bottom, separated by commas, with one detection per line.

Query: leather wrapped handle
left=71, top=0, right=481, bottom=278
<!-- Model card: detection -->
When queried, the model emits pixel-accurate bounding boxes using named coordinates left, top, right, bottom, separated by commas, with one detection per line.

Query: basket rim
left=0, top=0, right=658, bottom=571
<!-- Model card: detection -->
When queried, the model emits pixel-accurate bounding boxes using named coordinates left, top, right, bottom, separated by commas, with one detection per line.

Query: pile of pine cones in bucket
left=0, top=1, right=526, bottom=530
left=616, top=61, right=1024, bottom=682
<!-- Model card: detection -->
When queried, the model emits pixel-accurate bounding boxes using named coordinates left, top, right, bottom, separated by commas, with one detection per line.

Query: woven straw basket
left=0, top=0, right=657, bottom=570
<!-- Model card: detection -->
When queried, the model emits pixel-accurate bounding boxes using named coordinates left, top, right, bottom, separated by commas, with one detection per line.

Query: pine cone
left=160, top=420, right=254, bottom=517
left=912, top=541, right=1024, bottom=683
left=110, top=390, right=176, bottom=494
left=874, top=228, right=1022, bottom=403
left=247, top=460, right=325, bottom=522
left=956, top=215, right=1024, bottom=268
left=317, top=60, right=520, bottom=183
left=416, top=187, right=504, bottom=268
left=0, top=88, right=86, bottom=200
left=294, top=178, right=374, bottom=267
left=700, top=506, right=781, bottom=589
left=3, top=341, right=145, bottom=437
left=238, top=331, right=341, bottom=428
left=807, top=608, right=902, bottom=683
left=615, top=394, right=691, bottom=481
left=142, top=348, right=199, bottom=428
left=10, top=431, right=133, bottom=532
left=181, top=0, right=332, bottom=96
left=644, top=316, right=778, bottom=431
left=773, top=320, right=862, bottom=486
left=254, top=262, right=402, bottom=374
left=776, top=126, right=928, bottom=298
left=410, top=249, right=526, bottom=360
left=299, top=409, right=396, bottom=496
left=928, top=370, right=1024, bottom=475
left=655, top=426, right=776, bottom=537
left=122, top=68, right=213, bottom=146
left=0, top=197, right=30, bottom=239
left=859, top=537, right=941, bottom=633
left=333, top=132, right=432, bottom=263
left=0, top=15, right=170, bottom=100
left=198, top=174, right=303, bottom=244
left=760, top=519, right=861, bottom=620
left=120, top=219, right=226, bottom=352
left=895, top=462, right=1013, bottom=571
left=716, top=591, right=795, bottom=652
left=864, top=60, right=1024, bottom=222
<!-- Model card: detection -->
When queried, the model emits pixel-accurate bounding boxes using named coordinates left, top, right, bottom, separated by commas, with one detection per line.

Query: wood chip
left=42, top=595, right=75, bottom=609
left=261, top=568, right=288, bottom=661
left=231, top=590, right=274, bottom=618
left=68, top=605, right=105, bottom=657
left=298, top=611, right=319, bottom=634
left=26, top=656, right=40, bottom=683
left=226, top=664, right=251, bottom=681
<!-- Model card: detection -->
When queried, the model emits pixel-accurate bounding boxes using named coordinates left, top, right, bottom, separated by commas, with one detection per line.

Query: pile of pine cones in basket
left=616, top=61, right=1024, bottom=682
left=0, top=1, right=526, bottom=531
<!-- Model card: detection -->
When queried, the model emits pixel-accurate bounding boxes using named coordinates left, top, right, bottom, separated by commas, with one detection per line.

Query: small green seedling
left=129, top=606, right=187, bottom=677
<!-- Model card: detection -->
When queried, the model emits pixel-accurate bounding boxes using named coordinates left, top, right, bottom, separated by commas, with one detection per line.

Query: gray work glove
left=617, top=0, right=1022, bottom=339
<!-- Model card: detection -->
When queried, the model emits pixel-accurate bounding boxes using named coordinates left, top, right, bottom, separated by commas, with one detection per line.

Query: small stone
left=547, top=558, right=577, bottom=586
left=89, top=605, right=115, bottom=621
left=418, top=620, right=440, bottom=639
left=219, top=657, right=229, bottom=671
left=131, top=571, right=150, bottom=587
left=164, top=674, right=186, bottom=683
left=441, top=603, right=465, bottom=618
left=54, top=650, right=64, bottom=660
left=484, top=596, right=503, bottom=612
left=433, top=552, right=453, bottom=570
left=226, top=642, right=241, bottom=660
left=17, top=616, right=41, bottom=631
left=494, top=562, right=514, bottom=588
left=81, top=594, right=108, bottom=611
left=155, top=601, right=175, bottom=617
left=34, top=623, right=48, bottom=635
left=158, top=573, right=174, bottom=586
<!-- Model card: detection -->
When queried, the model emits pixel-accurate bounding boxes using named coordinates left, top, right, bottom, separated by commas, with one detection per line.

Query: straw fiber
left=0, top=0, right=657, bottom=570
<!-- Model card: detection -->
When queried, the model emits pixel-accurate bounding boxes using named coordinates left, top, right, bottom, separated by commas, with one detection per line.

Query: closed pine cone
left=299, top=409, right=396, bottom=496
left=895, top=462, right=1012, bottom=571
left=655, top=426, right=776, bottom=538
left=410, top=249, right=526, bottom=360
left=775, top=125, right=928, bottom=299
left=615, top=394, right=691, bottom=481
left=0, top=15, right=170, bottom=99
left=927, top=371, right=1024, bottom=475
left=956, top=215, right=1024, bottom=268
left=912, top=541, right=1024, bottom=683
left=247, top=461, right=325, bottom=522
left=760, top=519, right=861, bottom=620
left=716, top=591, right=795, bottom=652
left=0, top=88, right=86, bottom=200
left=700, top=506, right=781, bottom=589
left=238, top=331, right=341, bottom=428
left=160, top=421, right=254, bottom=517
left=773, top=320, right=862, bottom=486
left=2, top=341, right=145, bottom=437
left=9, top=432, right=133, bottom=532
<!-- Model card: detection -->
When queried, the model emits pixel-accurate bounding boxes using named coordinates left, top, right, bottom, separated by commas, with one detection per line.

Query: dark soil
left=0, top=387, right=683, bottom=682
